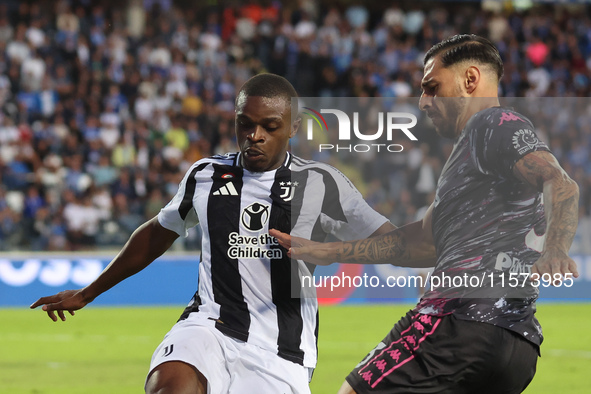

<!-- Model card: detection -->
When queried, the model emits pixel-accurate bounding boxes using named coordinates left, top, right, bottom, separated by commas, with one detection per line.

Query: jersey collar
left=234, top=151, right=292, bottom=169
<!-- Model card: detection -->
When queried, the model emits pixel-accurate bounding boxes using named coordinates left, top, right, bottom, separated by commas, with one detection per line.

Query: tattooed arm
left=270, top=204, right=436, bottom=268
left=513, top=150, right=580, bottom=279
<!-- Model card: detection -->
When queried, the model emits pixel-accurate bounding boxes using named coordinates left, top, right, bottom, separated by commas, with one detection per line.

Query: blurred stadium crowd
left=0, top=0, right=589, bottom=252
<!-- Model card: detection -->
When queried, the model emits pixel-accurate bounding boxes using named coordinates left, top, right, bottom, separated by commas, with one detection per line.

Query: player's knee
left=145, top=361, right=207, bottom=394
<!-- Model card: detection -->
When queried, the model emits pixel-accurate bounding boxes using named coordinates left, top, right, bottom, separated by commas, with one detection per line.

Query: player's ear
left=465, top=66, right=480, bottom=94
left=290, top=116, right=301, bottom=138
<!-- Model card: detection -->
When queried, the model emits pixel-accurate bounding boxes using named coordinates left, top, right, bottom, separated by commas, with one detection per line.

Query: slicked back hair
left=236, top=73, right=298, bottom=107
left=424, top=34, right=504, bottom=82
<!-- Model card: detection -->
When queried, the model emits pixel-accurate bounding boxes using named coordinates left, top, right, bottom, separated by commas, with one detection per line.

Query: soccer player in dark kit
left=31, top=73, right=395, bottom=393
left=271, top=35, right=580, bottom=394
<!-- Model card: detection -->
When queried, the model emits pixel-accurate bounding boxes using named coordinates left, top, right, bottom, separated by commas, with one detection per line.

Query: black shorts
left=346, top=310, right=538, bottom=394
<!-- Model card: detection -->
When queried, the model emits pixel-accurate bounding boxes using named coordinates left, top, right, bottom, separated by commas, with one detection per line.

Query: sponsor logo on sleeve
left=512, top=129, right=540, bottom=155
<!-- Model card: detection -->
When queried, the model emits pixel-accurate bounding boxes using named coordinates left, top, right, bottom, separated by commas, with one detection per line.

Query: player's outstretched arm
left=514, top=150, right=580, bottom=280
left=30, top=217, right=179, bottom=321
left=270, top=205, right=436, bottom=267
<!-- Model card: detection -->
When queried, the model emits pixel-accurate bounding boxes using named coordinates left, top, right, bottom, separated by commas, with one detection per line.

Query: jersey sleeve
left=319, top=167, right=390, bottom=241
left=157, top=163, right=201, bottom=237
left=472, top=110, right=550, bottom=180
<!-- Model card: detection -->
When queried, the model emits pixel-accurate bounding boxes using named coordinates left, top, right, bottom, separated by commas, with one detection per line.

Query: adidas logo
left=213, top=183, right=238, bottom=196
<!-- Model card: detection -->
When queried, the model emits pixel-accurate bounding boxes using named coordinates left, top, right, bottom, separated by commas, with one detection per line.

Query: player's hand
left=269, top=229, right=337, bottom=266
left=30, top=289, right=90, bottom=322
left=531, top=248, right=579, bottom=286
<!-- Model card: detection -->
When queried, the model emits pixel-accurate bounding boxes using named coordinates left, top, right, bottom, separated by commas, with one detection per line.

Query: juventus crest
left=279, top=181, right=298, bottom=202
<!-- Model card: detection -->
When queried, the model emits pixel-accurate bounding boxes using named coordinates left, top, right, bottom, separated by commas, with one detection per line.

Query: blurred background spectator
left=0, top=0, right=589, bottom=252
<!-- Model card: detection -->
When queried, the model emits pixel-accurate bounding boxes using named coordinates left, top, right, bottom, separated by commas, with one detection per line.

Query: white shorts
left=147, top=315, right=312, bottom=394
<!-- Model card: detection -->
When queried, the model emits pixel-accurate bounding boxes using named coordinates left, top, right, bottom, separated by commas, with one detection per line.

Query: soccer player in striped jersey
left=31, top=73, right=395, bottom=393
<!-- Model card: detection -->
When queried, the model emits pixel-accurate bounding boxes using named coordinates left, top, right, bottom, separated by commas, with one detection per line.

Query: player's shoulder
left=181, top=153, right=238, bottom=177
left=191, top=152, right=239, bottom=168
left=290, top=154, right=358, bottom=188
left=291, top=154, right=344, bottom=176
left=475, top=106, right=534, bottom=131
left=469, top=107, right=549, bottom=159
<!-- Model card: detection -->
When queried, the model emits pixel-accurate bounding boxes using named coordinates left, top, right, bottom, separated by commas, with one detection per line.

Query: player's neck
left=457, top=96, right=500, bottom=133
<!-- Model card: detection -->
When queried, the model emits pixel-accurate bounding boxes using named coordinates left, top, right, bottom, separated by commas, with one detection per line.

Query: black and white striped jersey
left=158, top=152, right=388, bottom=368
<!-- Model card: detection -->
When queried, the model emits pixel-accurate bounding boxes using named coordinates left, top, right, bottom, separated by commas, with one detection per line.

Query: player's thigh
left=145, top=361, right=206, bottom=394
left=473, top=328, right=538, bottom=394
left=441, top=318, right=538, bottom=394
left=228, top=340, right=312, bottom=394
left=345, top=311, right=537, bottom=394
left=345, top=310, right=446, bottom=393
left=337, top=380, right=357, bottom=394
left=147, top=321, right=230, bottom=394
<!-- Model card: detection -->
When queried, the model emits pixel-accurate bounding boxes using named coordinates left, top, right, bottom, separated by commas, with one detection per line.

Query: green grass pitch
left=1, top=303, right=589, bottom=393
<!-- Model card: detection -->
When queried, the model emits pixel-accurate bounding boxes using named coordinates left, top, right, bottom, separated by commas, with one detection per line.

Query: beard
left=433, top=96, right=466, bottom=139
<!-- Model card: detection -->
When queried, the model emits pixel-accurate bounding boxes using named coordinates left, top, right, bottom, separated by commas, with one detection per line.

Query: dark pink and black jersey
left=416, top=106, right=550, bottom=346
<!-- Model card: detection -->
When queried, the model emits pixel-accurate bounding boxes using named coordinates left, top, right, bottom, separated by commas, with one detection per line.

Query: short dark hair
left=237, top=73, right=298, bottom=106
left=424, top=34, right=504, bottom=81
